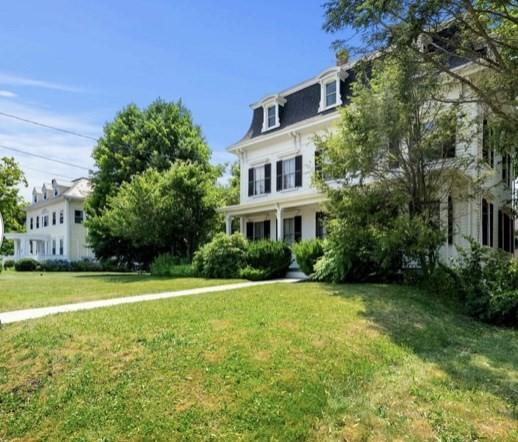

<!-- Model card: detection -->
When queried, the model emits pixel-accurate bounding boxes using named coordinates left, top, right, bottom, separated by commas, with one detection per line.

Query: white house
left=5, top=177, right=95, bottom=262
left=222, top=59, right=515, bottom=262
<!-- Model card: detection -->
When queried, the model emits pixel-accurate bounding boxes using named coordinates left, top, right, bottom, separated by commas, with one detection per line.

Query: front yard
left=0, top=282, right=516, bottom=441
left=0, top=272, right=239, bottom=311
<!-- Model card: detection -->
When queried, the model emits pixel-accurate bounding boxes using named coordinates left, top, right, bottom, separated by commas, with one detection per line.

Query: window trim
left=317, top=68, right=347, bottom=113
left=260, top=95, right=286, bottom=133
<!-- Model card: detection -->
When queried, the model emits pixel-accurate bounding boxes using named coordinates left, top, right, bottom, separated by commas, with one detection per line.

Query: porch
left=4, top=233, right=68, bottom=262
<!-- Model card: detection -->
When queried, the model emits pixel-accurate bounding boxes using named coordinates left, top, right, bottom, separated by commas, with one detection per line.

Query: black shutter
left=264, top=163, right=271, bottom=193
left=276, top=160, right=283, bottom=191
left=498, top=210, right=503, bottom=249
left=246, top=222, right=254, bottom=241
left=264, top=220, right=271, bottom=240
left=294, top=216, right=302, bottom=242
left=295, top=155, right=302, bottom=187
left=248, top=168, right=254, bottom=196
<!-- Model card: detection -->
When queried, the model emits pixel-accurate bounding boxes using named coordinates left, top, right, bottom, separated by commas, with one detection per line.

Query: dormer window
left=325, top=80, right=337, bottom=107
left=267, top=106, right=276, bottom=129
left=33, top=194, right=37, bottom=203
left=54, top=188, right=58, bottom=197
left=43, top=192, right=47, bottom=200
left=257, top=94, right=286, bottom=133
left=318, top=67, right=348, bottom=112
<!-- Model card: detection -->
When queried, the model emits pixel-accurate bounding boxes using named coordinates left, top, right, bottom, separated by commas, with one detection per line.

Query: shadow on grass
left=323, top=283, right=518, bottom=410
left=72, top=274, right=169, bottom=284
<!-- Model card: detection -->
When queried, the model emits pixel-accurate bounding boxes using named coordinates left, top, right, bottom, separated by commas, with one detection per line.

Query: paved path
left=0, top=279, right=299, bottom=325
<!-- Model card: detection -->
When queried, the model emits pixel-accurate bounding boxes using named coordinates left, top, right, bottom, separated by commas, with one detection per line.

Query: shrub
left=71, top=259, right=103, bottom=272
left=451, top=240, right=518, bottom=326
left=293, top=239, right=324, bottom=276
left=193, top=233, right=247, bottom=278
left=245, top=240, right=292, bottom=280
left=3, top=259, right=15, bottom=270
left=239, top=266, right=270, bottom=281
left=14, top=258, right=40, bottom=272
left=40, top=260, right=71, bottom=272
left=150, top=254, right=193, bottom=277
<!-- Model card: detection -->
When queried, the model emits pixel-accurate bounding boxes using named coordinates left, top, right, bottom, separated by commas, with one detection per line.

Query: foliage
left=450, top=240, right=518, bottom=326
left=0, top=157, right=27, bottom=256
left=293, top=239, right=324, bottom=276
left=14, top=258, right=40, bottom=272
left=193, top=233, right=247, bottom=279
left=40, top=260, right=71, bottom=272
left=221, top=161, right=240, bottom=206
left=86, top=99, right=212, bottom=263
left=239, top=266, right=270, bottom=281
left=3, top=259, right=15, bottom=270
left=323, top=0, right=518, bottom=137
left=95, top=161, right=221, bottom=267
left=245, top=240, right=292, bottom=280
left=150, top=254, right=193, bottom=277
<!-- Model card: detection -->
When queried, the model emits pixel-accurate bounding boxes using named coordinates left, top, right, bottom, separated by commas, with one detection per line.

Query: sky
left=0, top=1, right=353, bottom=200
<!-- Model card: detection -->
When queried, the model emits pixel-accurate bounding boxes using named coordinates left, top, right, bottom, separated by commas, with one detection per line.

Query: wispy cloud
left=0, top=90, right=16, bottom=98
left=0, top=72, right=85, bottom=93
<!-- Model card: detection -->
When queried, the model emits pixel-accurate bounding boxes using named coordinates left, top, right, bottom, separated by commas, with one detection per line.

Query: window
left=30, top=217, right=33, bottom=230
left=282, top=158, right=296, bottom=190
left=52, top=239, right=56, bottom=255
left=482, top=118, right=495, bottom=167
left=74, top=210, right=84, bottom=224
left=33, top=194, right=37, bottom=203
left=325, top=80, right=337, bottom=108
left=447, top=197, right=454, bottom=245
left=54, top=188, right=58, bottom=197
left=276, top=155, right=302, bottom=191
left=316, top=212, right=326, bottom=239
left=498, top=210, right=514, bottom=253
left=283, top=216, right=302, bottom=244
left=502, top=153, right=512, bottom=187
left=59, top=239, right=64, bottom=256
left=36, top=216, right=40, bottom=229
left=267, top=105, right=276, bottom=129
left=52, top=212, right=56, bottom=225
left=43, top=215, right=48, bottom=227
left=246, top=220, right=271, bottom=241
left=43, top=192, right=47, bottom=200
left=248, top=164, right=271, bottom=196
left=29, top=241, right=33, bottom=254
left=59, top=210, right=64, bottom=224
left=482, top=198, right=494, bottom=247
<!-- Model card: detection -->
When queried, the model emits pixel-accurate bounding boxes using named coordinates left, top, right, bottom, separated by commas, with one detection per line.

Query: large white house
left=222, top=59, right=515, bottom=262
left=5, top=177, right=94, bottom=262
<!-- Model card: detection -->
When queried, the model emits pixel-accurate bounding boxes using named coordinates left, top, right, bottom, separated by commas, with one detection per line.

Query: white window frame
left=253, top=166, right=266, bottom=196
left=259, top=95, right=286, bottom=133
left=318, top=67, right=347, bottom=113
left=283, top=218, right=295, bottom=244
left=282, top=157, right=296, bottom=190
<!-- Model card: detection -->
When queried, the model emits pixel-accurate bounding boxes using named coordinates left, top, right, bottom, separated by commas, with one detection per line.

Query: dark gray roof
left=238, top=69, right=355, bottom=143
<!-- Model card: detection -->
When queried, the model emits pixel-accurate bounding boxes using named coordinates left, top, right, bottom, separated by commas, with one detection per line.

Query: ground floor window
left=283, top=216, right=302, bottom=244
left=498, top=210, right=514, bottom=253
left=59, top=239, right=64, bottom=256
left=29, top=241, right=33, bottom=254
left=316, top=212, right=326, bottom=239
left=246, top=220, right=270, bottom=241
left=52, top=239, right=56, bottom=255
left=482, top=198, right=494, bottom=247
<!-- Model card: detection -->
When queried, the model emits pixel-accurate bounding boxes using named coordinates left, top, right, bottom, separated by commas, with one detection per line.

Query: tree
left=223, top=162, right=240, bottom=206
left=94, top=161, right=221, bottom=267
left=323, top=0, right=518, bottom=135
left=86, top=99, right=212, bottom=263
left=316, top=53, right=477, bottom=280
left=0, top=157, right=27, bottom=256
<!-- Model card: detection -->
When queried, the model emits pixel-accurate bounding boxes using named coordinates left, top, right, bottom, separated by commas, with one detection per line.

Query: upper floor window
left=248, top=164, right=271, bottom=197
left=36, top=216, right=40, bottom=229
left=482, top=118, right=495, bottom=167
left=30, top=217, right=33, bottom=230
left=54, top=188, right=59, bottom=197
left=74, top=210, right=84, bottom=224
left=325, top=80, right=337, bottom=108
left=43, top=191, right=47, bottom=200
left=59, top=210, right=64, bottom=224
left=259, top=94, right=286, bottom=133
left=43, top=215, right=49, bottom=227
left=502, top=153, right=512, bottom=187
left=52, top=212, right=56, bottom=225
left=276, top=155, right=302, bottom=191
left=266, top=106, right=276, bottom=129
left=33, top=194, right=37, bottom=203
left=59, top=238, right=64, bottom=256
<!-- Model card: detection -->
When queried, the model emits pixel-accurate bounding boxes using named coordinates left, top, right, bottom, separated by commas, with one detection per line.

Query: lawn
left=0, top=283, right=516, bottom=441
left=0, top=271, right=239, bottom=311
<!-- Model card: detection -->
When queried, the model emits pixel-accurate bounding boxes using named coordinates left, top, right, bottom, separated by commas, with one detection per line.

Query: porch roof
left=221, top=192, right=325, bottom=217
left=5, top=232, right=51, bottom=241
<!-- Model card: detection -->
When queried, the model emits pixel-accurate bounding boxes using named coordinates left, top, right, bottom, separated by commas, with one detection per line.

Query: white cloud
left=0, top=72, right=85, bottom=93
left=0, top=90, right=16, bottom=98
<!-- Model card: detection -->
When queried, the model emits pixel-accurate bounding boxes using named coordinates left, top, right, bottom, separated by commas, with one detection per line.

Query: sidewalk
left=0, top=278, right=299, bottom=325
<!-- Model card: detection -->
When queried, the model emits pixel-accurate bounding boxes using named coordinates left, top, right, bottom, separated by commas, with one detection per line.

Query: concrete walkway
left=0, top=279, right=299, bottom=325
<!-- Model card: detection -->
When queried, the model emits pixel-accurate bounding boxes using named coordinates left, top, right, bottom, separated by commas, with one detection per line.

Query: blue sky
left=0, top=1, right=351, bottom=198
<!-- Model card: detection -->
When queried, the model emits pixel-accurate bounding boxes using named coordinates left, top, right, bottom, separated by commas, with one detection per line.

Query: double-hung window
left=30, top=217, right=33, bottom=230
left=276, top=155, right=302, bottom=191
left=248, top=164, right=271, bottom=197
left=59, top=239, right=64, bottom=256
left=325, top=80, right=337, bottom=108
left=282, top=158, right=296, bottom=190
left=52, top=240, right=56, bottom=255
left=59, top=210, right=64, bottom=224
left=283, top=216, right=302, bottom=244
left=246, top=220, right=271, bottom=241
left=43, top=215, right=48, bottom=227
left=36, top=216, right=40, bottom=229
left=52, top=212, right=56, bottom=225
left=254, top=166, right=265, bottom=195
left=74, top=210, right=84, bottom=224
left=267, top=106, right=276, bottom=129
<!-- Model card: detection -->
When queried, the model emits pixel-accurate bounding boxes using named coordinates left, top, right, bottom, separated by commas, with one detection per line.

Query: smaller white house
left=5, top=177, right=94, bottom=262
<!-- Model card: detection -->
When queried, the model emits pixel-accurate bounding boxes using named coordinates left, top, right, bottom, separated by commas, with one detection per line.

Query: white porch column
left=276, top=206, right=283, bottom=241
left=225, top=215, right=233, bottom=235
left=239, top=217, right=245, bottom=236
left=13, top=239, right=20, bottom=259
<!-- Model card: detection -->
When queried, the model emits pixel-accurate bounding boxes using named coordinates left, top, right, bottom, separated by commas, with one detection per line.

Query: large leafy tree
left=316, top=53, right=478, bottom=280
left=95, top=161, right=220, bottom=266
left=323, top=0, right=518, bottom=132
left=86, top=99, right=212, bottom=262
left=0, top=157, right=27, bottom=256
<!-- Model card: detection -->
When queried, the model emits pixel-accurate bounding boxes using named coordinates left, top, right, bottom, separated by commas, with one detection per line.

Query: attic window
left=54, top=188, right=58, bottom=197
left=43, top=191, right=47, bottom=200
left=325, top=81, right=337, bottom=107
left=267, top=106, right=276, bottom=129
left=259, top=95, right=286, bottom=133
left=318, top=67, right=347, bottom=112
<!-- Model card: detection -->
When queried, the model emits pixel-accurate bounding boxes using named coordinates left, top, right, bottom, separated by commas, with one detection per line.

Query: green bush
left=293, top=239, right=324, bottom=276
left=150, top=254, right=193, bottom=277
left=14, top=258, right=40, bottom=272
left=193, top=233, right=247, bottom=278
left=3, top=259, right=15, bottom=270
left=40, top=260, right=71, bottom=272
left=245, top=240, right=292, bottom=280
left=70, top=259, right=103, bottom=272
left=451, top=240, right=518, bottom=326
left=239, top=266, right=270, bottom=281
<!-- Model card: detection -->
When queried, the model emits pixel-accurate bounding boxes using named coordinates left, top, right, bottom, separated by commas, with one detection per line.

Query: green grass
left=0, top=283, right=516, bottom=441
left=0, top=271, right=239, bottom=311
